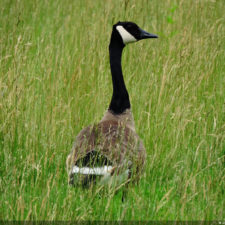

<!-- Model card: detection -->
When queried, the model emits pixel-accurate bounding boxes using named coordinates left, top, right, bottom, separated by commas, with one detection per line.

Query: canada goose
left=66, top=21, right=157, bottom=189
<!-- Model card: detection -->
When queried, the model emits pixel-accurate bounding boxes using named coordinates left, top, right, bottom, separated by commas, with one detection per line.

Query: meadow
left=0, top=0, right=224, bottom=221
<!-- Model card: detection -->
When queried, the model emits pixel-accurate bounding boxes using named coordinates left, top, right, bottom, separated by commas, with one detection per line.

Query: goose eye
left=126, top=24, right=132, bottom=29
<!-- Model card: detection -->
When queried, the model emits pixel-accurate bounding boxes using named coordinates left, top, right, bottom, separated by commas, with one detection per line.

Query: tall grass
left=0, top=0, right=224, bottom=220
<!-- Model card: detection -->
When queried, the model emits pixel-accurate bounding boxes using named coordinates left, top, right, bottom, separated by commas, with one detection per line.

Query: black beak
left=140, top=28, right=158, bottom=39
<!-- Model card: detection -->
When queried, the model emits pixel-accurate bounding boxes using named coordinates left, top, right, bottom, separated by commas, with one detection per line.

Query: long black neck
left=108, top=31, right=130, bottom=114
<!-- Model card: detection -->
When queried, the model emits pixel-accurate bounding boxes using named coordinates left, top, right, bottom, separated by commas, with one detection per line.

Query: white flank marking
left=116, top=25, right=137, bottom=44
left=71, top=165, right=113, bottom=175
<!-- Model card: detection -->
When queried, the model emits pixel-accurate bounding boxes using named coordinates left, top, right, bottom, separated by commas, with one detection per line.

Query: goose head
left=112, top=21, right=158, bottom=46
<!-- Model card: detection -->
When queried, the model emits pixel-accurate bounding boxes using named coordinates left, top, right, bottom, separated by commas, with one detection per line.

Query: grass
left=0, top=0, right=225, bottom=221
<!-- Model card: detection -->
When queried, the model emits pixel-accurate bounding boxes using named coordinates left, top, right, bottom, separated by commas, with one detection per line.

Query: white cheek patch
left=116, top=25, right=137, bottom=44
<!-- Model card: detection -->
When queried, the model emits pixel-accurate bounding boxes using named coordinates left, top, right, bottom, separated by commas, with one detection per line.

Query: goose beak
left=140, top=28, right=158, bottom=39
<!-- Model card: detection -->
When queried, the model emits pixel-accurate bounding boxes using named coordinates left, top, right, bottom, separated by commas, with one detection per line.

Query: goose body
left=66, top=21, right=157, bottom=188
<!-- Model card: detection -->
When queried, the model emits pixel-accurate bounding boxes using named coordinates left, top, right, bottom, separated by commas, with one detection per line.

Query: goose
left=66, top=21, right=158, bottom=190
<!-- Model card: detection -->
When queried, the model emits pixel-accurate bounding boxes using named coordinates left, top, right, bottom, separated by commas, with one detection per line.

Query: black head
left=113, top=21, right=158, bottom=45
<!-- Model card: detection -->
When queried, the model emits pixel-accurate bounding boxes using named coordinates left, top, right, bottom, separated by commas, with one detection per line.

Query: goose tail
left=68, top=151, right=132, bottom=188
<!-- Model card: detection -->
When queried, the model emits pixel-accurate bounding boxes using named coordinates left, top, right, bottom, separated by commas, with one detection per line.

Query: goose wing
left=67, top=120, right=146, bottom=179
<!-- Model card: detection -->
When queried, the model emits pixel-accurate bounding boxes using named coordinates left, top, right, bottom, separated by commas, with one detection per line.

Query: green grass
left=0, top=0, right=225, bottom=221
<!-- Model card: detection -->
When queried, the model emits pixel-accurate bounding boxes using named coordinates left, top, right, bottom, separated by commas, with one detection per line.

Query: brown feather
left=67, top=116, right=146, bottom=182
